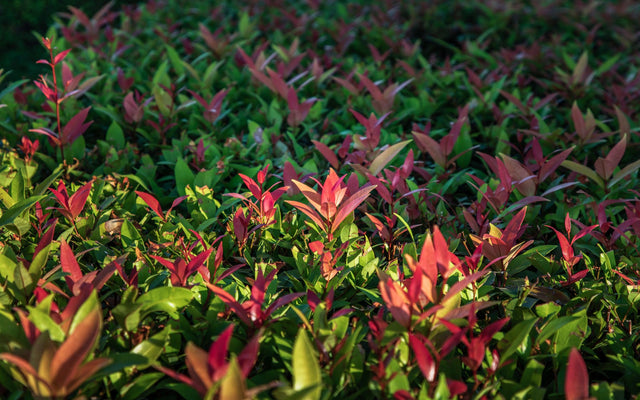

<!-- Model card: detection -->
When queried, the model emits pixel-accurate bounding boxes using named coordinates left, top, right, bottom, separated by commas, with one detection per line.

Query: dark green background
left=0, top=0, right=140, bottom=80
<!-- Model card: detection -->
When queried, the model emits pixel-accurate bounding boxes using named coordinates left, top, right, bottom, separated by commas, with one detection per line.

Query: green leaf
left=175, top=158, right=195, bottom=197
left=121, top=371, right=164, bottom=400
left=10, top=168, right=25, bottom=204
left=368, top=140, right=411, bottom=176
left=498, top=317, right=538, bottom=364
left=130, top=325, right=171, bottom=370
left=0, top=79, right=29, bottom=101
left=292, top=328, right=321, bottom=400
left=13, top=262, right=32, bottom=293
left=219, top=356, right=245, bottom=400
left=137, top=286, right=193, bottom=319
left=0, top=254, right=16, bottom=282
left=609, top=159, right=640, bottom=189
left=121, top=219, right=143, bottom=248
left=0, top=195, right=46, bottom=228
left=165, top=45, right=185, bottom=76
left=537, top=315, right=580, bottom=346
left=153, top=85, right=173, bottom=117
left=69, top=290, right=101, bottom=336
left=106, top=121, right=125, bottom=149
left=561, top=160, right=604, bottom=188
left=33, top=165, right=63, bottom=196
left=28, top=243, right=52, bottom=280
left=0, top=187, right=15, bottom=208
left=595, top=53, right=620, bottom=76
left=28, top=307, right=65, bottom=342
left=152, top=60, right=171, bottom=88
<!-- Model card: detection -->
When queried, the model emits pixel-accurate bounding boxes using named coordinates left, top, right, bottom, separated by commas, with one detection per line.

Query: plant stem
left=49, top=44, right=64, bottom=161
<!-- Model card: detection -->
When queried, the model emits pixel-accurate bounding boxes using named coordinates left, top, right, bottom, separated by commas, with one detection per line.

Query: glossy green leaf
left=0, top=195, right=46, bottom=228
left=137, top=286, right=193, bottom=318
left=175, top=157, right=195, bottom=197
left=292, top=328, right=321, bottom=400
left=498, top=317, right=538, bottom=364
left=130, top=325, right=171, bottom=370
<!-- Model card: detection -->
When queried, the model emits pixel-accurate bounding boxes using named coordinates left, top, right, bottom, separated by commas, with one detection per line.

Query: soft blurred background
left=0, top=0, right=140, bottom=80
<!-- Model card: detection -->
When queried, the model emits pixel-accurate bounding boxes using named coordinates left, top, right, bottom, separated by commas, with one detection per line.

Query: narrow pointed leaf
left=561, top=160, right=604, bottom=188
left=68, top=180, right=93, bottom=220
left=369, top=140, right=411, bottom=176
left=49, top=308, right=103, bottom=391
left=136, top=191, right=164, bottom=220
left=332, top=185, right=375, bottom=233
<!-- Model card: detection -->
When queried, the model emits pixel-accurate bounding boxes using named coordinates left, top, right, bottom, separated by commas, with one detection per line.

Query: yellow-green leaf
left=292, top=328, right=321, bottom=400
left=369, top=140, right=411, bottom=176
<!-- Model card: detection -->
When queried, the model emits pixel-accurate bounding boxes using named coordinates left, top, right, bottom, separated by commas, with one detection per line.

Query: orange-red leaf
left=49, top=307, right=103, bottom=392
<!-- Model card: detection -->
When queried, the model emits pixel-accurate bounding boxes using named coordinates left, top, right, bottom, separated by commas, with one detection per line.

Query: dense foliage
left=1, top=1, right=640, bottom=399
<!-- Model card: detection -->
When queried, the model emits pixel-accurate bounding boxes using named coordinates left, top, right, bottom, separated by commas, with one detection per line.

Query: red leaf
left=409, top=334, right=436, bottom=382
left=208, top=325, right=233, bottom=381
left=378, top=275, right=411, bottom=328
left=68, top=179, right=93, bottom=220
left=571, top=102, right=587, bottom=139
left=123, top=92, right=145, bottom=122
left=34, top=219, right=57, bottom=258
left=285, top=200, right=325, bottom=229
left=565, top=348, right=590, bottom=400
left=49, top=307, right=104, bottom=391
left=548, top=226, right=575, bottom=263
left=237, top=332, right=260, bottom=378
left=595, top=136, right=626, bottom=180
left=186, top=247, right=214, bottom=280
left=502, top=207, right=527, bottom=245
left=206, top=283, right=252, bottom=326
left=539, top=148, right=573, bottom=183
left=562, top=269, right=589, bottom=286
left=311, top=140, right=339, bottom=169
left=264, top=292, right=304, bottom=319
left=412, top=131, right=446, bottom=167
left=239, top=174, right=262, bottom=199
left=62, top=106, right=93, bottom=145
left=441, top=105, right=469, bottom=155
left=136, top=191, right=164, bottom=220
left=53, top=49, right=72, bottom=65
left=479, top=317, right=510, bottom=344
left=29, top=127, right=61, bottom=146
left=332, top=184, right=375, bottom=233
left=60, top=239, right=82, bottom=290
left=167, top=195, right=188, bottom=217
